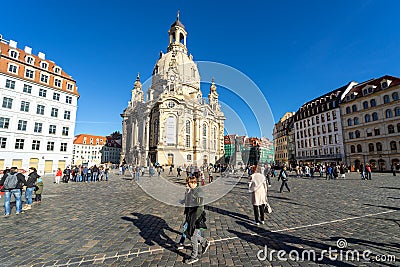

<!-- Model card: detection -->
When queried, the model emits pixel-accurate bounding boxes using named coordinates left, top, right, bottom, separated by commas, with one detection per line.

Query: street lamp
left=379, top=154, right=383, bottom=172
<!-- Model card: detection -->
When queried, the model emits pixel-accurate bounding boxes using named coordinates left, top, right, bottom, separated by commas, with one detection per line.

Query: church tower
left=167, top=11, right=188, bottom=55
left=131, top=73, right=144, bottom=103
left=208, top=78, right=220, bottom=111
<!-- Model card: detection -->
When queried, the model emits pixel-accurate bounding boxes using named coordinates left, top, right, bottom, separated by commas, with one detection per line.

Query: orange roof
left=0, top=39, right=79, bottom=96
left=74, top=134, right=107, bottom=145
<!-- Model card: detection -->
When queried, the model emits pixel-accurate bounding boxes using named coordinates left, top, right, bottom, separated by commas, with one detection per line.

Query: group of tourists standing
left=55, top=165, right=110, bottom=184
left=0, top=166, right=43, bottom=216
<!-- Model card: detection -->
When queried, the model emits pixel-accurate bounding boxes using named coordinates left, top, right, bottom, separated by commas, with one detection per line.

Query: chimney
left=24, top=46, right=32, bottom=54
left=9, top=40, right=17, bottom=48
left=38, top=52, right=45, bottom=60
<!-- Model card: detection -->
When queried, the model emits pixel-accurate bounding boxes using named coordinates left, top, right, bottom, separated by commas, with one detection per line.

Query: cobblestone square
left=1, top=170, right=399, bottom=266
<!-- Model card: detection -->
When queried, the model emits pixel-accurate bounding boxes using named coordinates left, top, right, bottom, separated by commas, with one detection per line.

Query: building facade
left=101, top=132, right=122, bottom=164
left=0, top=35, right=79, bottom=174
left=293, top=82, right=357, bottom=165
left=341, top=75, right=400, bottom=171
left=121, top=15, right=225, bottom=167
left=72, top=134, right=106, bottom=166
left=273, top=112, right=295, bottom=166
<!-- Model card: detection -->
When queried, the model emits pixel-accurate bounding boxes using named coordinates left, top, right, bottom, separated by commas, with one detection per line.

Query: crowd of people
left=0, top=167, right=43, bottom=216
left=56, top=165, right=110, bottom=183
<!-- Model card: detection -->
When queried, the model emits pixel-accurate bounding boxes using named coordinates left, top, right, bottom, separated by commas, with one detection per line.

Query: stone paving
left=0, top=170, right=399, bottom=267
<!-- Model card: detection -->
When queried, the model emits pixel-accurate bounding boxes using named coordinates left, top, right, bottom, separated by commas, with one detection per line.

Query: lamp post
left=379, top=154, right=383, bottom=172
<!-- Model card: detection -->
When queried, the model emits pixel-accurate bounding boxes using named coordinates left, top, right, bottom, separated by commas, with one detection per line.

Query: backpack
left=4, top=173, right=18, bottom=190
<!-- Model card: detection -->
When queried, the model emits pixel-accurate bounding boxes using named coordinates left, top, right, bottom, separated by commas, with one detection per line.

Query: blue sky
left=2, top=0, right=400, bottom=139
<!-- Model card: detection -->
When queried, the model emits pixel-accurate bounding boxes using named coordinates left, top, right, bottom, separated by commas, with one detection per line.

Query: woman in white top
left=248, top=165, right=267, bottom=225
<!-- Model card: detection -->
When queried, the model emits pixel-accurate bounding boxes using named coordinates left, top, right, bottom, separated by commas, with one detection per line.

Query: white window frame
left=67, top=83, right=74, bottom=91
left=41, top=61, right=48, bottom=70
left=54, top=78, right=62, bottom=88
left=9, top=50, right=19, bottom=59
left=54, top=66, right=62, bottom=74
left=25, top=56, right=35, bottom=65
left=25, top=67, right=35, bottom=79
left=7, top=63, right=18, bottom=74
left=40, top=73, right=49, bottom=84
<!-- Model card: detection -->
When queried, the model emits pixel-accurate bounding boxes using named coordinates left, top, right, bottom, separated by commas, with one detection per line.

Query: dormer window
left=41, top=62, right=48, bottom=70
left=363, top=89, right=368, bottom=95
left=9, top=50, right=18, bottom=59
left=381, top=81, right=388, bottom=89
left=54, top=66, right=61, bottom=74
left=26, top=56, right=34, bottom=64
left=368, top=87, right=373, bottom=93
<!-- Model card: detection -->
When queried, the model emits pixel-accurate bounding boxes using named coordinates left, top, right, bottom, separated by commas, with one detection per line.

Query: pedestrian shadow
left=228, top=220, right=354, bottom=266
left=363, top=203, right=400, bottom=211
left=121, top=213, right=186, bottom=257
left=328, top=236, right=400, bottom=255
left=206, top=205, right=252, bottom=223
left=380, top=187, right=400, bottom=190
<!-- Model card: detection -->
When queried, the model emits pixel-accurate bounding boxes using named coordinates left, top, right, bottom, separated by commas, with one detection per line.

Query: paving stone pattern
left=0, top=170, right=399, bottom=266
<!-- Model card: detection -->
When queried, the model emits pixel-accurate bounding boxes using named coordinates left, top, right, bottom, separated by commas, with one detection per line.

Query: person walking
left=248, top=165, right=267, bottom=225
left=278, top=166, right=290, bottom=193
left=0, top=167, right=28, bottom=216
left=23, top=167, right=40, bottom=211
left=34, top=174, right=44, bottom=203
left=55, top=168, right=62, bottom=184
left=365, top=164, right=372, bottom=180
left=183, top=176, right=210, bottom=264
left=339, top=164, right=346, bottom=179
left=391, top=164, right=397, bottom=176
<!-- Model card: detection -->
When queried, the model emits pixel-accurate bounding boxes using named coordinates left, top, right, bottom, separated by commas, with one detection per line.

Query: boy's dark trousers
left=253, top=204, right=265, bottom=223
left=279, top=180, right=290, bottom=192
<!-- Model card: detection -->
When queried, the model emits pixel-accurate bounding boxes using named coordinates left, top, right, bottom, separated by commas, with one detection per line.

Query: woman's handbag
left=265, top=202, right=273, bottom=213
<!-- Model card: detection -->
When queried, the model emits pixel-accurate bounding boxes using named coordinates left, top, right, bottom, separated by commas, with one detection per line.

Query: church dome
left=152, top=50, right=200, bottom=86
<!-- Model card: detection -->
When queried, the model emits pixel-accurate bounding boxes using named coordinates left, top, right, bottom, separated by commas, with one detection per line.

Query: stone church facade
left=121, top=15, right=225, bottom=167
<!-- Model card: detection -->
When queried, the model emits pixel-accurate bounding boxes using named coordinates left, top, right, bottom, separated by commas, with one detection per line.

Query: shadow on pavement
left=380, top=187, right=400, bottom=190
left=228, top=220, right=355, bottom=266
left=363, top=203, right=400, bottom=211
left=121, top=212, right=186, bottom=258
left=206, top=205, right=252, bottom=223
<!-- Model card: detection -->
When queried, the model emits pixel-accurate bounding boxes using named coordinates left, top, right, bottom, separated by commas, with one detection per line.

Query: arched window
left=213, top=126, right=217, bottom=150
left=352, top=105, right=357, bottom=112
left=376, top=142, right=382, bottom=151
left=354, top=117, right=359, bottom=125
left=346, top=107, right=351, bottom=114
left=154, top=119, right=159, bottom=145
left=390, top=141, right=397, bottom=151
left=398, top=123, right=400, bottom=133
left=355, top=130, right=361, bottom=138
left=384, top=95, right=390, bottom=103
left=349, top=132, right=354, bottom=139
left=363, top=101, right=368, bottom=109
left=347, top=119, right=352, bottom=126
left=350, top=145, right=356, bottom=153
left=370, top=99, right=376, bottom=107
left=363, top=89, right=368, bottom=95
left=386, top=109, right=393, bottom=118
left=202, top=123, right=207, bottom=149
left=357, top=144, right=362, bottom=153
left=388, top=125, right=395, bottom=134
left=185, top=120, right=191, bottom=148
left=395, top=107, right=400, bottom=116
left=368, top=143, right=374, bottom=152
left=365, top=114, right=371, bottom=123
left=372, top=112, right=378, bottom=121
left=393, top=92, right=399, bottom=101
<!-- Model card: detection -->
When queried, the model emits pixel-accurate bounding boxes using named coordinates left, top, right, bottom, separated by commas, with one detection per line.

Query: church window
left=186, top=120, right=191, bottom=148
left=202, top=123, right=207, bottom=149
left=213, top=126, right=217, bottom=150
left=154, top=119, right=159, bottom=145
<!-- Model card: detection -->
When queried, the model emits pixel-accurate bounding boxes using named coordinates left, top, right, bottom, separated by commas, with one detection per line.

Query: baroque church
left=121, top=14, right=225, bottom=167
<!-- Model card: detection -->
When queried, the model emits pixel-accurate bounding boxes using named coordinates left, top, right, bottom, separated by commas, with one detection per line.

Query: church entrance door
left=168, top=153, right=174, bottom=166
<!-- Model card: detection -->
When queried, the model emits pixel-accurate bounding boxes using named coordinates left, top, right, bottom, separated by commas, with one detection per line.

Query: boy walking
left=184, top=176, right=210, bottom=264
